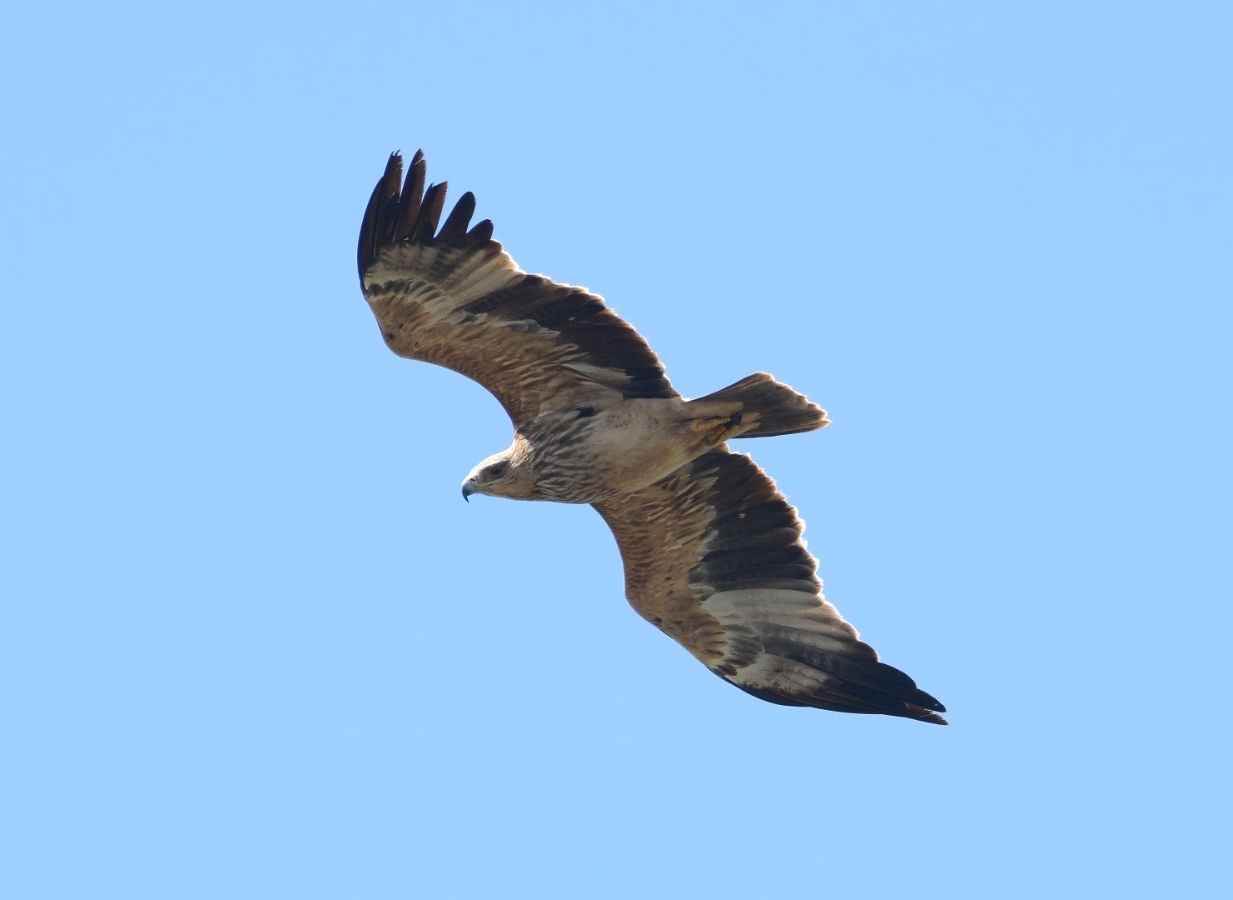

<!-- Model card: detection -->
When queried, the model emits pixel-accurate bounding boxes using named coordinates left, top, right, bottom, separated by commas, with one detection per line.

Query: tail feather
left=692, top=373, right=829, bottom=438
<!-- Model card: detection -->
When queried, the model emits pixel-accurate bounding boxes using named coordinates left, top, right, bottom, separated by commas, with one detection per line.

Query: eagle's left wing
left=593, top=450, right=947, bottom=723
left=358, top=152, right=677, bottom=429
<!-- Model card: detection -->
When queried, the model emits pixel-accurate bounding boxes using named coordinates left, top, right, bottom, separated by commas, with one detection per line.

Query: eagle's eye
left=486, top=461, right=509, bottom=479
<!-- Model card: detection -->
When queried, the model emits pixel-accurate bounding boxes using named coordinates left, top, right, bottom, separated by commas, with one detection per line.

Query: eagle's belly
left=530, top=399, right=700, bottom=503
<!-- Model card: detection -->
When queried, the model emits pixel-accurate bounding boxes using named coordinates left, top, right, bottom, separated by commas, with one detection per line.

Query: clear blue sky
left=3, top=2, right=1230, bottom=897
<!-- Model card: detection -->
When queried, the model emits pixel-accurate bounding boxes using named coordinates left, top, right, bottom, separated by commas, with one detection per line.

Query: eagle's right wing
left=358, top=152, right=678, bottom=428
left=593, top=450, right=947, bottom=723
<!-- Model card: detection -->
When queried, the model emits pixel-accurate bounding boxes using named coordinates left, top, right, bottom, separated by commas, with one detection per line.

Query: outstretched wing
left=593, top=450, right=947, bottom=724
left=358, top=152, right=676, bottom=426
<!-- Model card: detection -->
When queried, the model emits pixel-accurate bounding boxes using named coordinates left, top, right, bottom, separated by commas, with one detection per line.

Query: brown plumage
left=357, top=151, right=946, bottom=724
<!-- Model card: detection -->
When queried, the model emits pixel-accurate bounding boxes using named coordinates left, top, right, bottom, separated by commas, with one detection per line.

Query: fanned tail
left=692, top=373, right=829, bottom=438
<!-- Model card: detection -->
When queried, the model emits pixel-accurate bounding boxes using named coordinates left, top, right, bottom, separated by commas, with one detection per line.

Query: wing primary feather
left=393, top=150, right=427, bottom=243
left=413, top=181, right=449, bottom=242
left=438, top=191, right=477, bottom=246
left=466, top=218, right=495, bottom=248
left=357, top=151, right=403, bottom=278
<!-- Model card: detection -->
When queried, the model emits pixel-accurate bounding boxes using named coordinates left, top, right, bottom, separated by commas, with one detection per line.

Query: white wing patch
left=367, top=243, right=524, bottom=313
left=701, top=587, right=860, bottom=669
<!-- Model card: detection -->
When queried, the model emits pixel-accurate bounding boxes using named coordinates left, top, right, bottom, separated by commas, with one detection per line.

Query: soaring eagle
left=358, top=151, right=946, bottom=724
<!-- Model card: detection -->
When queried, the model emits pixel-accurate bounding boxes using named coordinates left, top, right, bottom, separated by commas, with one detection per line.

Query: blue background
left=3, top=3, right=1230, bottom=897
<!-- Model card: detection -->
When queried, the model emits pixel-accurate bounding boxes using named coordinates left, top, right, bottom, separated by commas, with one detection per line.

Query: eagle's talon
left=695, top=414, right=745, bottom=443
left=690, top=416, right=730, bottom=435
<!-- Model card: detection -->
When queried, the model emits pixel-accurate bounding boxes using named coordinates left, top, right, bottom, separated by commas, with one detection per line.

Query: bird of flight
left=357, top=151, right=945, bottom=724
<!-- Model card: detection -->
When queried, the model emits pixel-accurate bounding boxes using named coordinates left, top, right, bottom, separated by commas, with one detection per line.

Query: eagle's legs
left=690, top=413, right=750, bottom=444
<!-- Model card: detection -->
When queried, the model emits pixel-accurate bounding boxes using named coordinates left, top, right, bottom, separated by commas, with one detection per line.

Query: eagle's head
left=461, top=439, right=537, bottom=501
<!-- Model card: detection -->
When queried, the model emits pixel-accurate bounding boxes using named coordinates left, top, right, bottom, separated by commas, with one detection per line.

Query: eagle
left=358, top=151, right=946, bottom=724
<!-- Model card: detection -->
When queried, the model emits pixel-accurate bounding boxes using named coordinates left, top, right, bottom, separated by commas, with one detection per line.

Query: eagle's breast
left=524, top=398, right=698, bottom=503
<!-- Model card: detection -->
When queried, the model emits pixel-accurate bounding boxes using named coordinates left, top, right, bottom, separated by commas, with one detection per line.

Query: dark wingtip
left=358, top=150, right=495, bottom=284
left=357, top=151, right=405, bottom=280
left=467, top=217, right=495, bottom=248
left=889, top=668, right=947, bottom=724
left=904, top=688, right=947, bottom=725
left=393, top=151, right=428, bottom=243
left=413, top=181, right=449, bottom=242
left=911, top=705, right=949, bottom=725
left=438, top=190, right=477, bottom=246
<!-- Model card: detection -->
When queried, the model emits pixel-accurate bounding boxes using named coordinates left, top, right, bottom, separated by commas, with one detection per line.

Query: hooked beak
left=461, top=479, right=477, bottom=502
